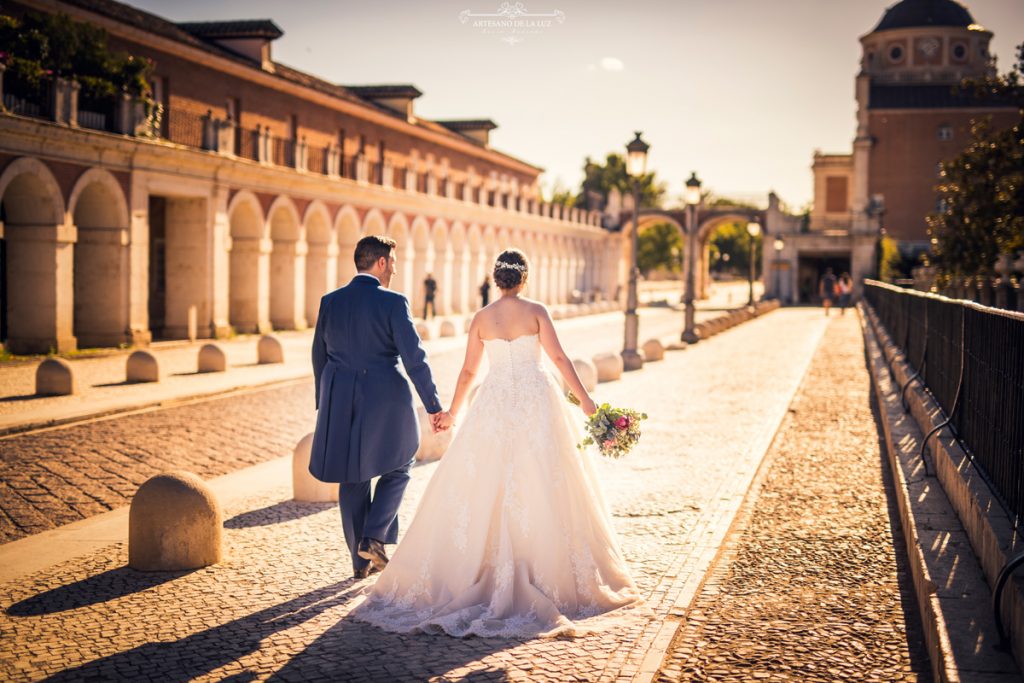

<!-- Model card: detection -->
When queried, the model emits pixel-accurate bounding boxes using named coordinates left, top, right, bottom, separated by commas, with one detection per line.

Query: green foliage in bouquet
left=567, top=393, right=647, bottom=458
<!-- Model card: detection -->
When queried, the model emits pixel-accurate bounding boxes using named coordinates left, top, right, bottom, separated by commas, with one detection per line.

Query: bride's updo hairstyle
left=493, top=249, right=529, bottom=290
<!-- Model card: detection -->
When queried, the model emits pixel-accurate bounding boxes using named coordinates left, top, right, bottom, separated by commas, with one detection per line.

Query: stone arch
left=303, top=200, right=335, bottom=325
left=68, top=168, right=130, bottom=347
left=0, top=157, right=73, bottom=352
left=267, top=196, right=306, bottom=330
left=227, top=191, right=269, bottom=334
left=429, top=219, right=451, bottom=316
left=696, top=212, right=763, bottom=299
left=386, top=212, right=410, bottom=295
left=335, top=204, right=361, bottom=286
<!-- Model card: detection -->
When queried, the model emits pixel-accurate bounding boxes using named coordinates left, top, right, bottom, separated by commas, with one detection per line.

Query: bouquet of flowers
left=567, top=393, right=647, bottom=458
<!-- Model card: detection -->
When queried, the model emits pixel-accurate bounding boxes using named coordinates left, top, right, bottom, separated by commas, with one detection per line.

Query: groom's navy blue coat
left=310, top=274, right=442, bottom=484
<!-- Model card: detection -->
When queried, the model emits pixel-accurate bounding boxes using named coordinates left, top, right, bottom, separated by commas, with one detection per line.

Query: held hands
left=431, top=410, right=454, bottom=433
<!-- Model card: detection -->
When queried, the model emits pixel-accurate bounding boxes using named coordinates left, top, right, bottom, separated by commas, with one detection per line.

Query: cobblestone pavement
left=1, top=307, right=825, bottom=681
left=655, top=313, right=933, bottom=682
left=0, top=303, right=716, bottom=544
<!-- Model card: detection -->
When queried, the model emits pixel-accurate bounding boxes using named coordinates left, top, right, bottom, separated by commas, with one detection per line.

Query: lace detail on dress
left=350, top=334, right=648, bottom=638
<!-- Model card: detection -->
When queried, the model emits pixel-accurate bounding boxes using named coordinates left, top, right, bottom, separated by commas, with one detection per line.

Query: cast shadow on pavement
left=6, top=567, right=195, bottom=616
left=272, top=617, right=515, bottom=682
left=0, top=393, right=41, bottom=403
left=224, top=500, right=335, bottom=529
left=33, top=580, right=440, bottom=682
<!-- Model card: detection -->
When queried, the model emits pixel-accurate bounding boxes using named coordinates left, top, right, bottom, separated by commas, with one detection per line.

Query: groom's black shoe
left=357, top=537, right=389, bottom=571
left=353, top=564, right=381, bottom=580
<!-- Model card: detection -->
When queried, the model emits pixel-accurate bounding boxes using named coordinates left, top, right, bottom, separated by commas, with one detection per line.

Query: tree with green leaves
left=637, top=222, right=683, bottom=276
left=576, top=153, right=666, bottom=210
left=0, top=10, right=152, bottom=105
left=928, top=43, right=1024, bottom=280
left=709, top=221, right=762, bottom=277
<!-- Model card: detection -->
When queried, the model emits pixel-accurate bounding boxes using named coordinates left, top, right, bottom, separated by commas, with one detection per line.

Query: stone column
left=230, top=236, right=272, bottom=334
left=437, top=245, right=453, bottom=316
left=163, top=197, right=213, bottom=340
left=73, top=226, right=131, bottom=347
left=210, top=188, right=232, bottom=338
left=305, top=241, right=338, bottom=325
left=4, top=223, right=77, bottom=353
left=411, top=244, right=431, bottom=318
left=270, top=240, right=308, bottom=330
left=451, top=248, right=468, bottom=314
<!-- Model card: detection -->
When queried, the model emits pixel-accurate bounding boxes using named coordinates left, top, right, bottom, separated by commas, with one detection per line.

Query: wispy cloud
left=600, top=56, right=624, bottom=71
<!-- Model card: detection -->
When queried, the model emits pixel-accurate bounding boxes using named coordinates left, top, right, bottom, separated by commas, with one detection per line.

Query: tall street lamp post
left=746, top=220, right=761, bottom=306
left=773, top=236, right=784, bottom=301
left=622, top=131, right=649, bottom=371
left=681, top=172, right=702, bottom=344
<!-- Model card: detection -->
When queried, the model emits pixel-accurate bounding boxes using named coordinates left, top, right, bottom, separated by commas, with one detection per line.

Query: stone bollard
left=36, top=358, right=76, bottom=396
left=551, top=306, right=565, bottom=321
left=129, top=471, right=222, bottom=571
left=439, top=320, right=457, bottom=338
left=572, top=358, right=599, bottom=392
left=592, top=352, right=624, bottom=383
left=197, top=343, right=227, bottom=373
left=126, top=350, right=160, bottom=383
left=414, top=405, right=453, bottom=462
left=416, top=322, right=432, bottom=341
left=257, top=335, right=284, bottom=364
left=292, top=433, right=338, bottom=502
left=642, top=339, right=665, bottom=362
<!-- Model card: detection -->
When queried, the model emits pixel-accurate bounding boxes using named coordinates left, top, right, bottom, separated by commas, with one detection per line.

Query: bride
left=350, top=249, right=644, bottom=638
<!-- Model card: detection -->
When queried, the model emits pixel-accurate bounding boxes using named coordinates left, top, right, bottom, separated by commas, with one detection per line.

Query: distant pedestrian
left=837, top=272, right=853, bottom=315
left=818, top=268, right=837, bottom=316
left=479, top=275, right=491, bottom=308
left=423, top=273, right=437, bottom=319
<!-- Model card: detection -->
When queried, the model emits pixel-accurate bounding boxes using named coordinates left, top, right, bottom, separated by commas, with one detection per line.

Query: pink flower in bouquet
left=615, top=416, right=629, bottom=429
left=603, top=439, right=616, bottom=450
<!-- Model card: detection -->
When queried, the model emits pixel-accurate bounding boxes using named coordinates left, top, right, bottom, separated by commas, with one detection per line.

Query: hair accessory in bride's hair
left=495, top=261, right=527, bottom=272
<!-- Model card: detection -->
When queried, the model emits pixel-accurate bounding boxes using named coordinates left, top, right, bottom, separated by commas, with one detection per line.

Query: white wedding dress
left=350, top=333, right=645, bottom=638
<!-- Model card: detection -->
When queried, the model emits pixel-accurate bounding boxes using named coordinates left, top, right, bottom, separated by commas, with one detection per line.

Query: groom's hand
left=431, top=411, right=454, bottom=433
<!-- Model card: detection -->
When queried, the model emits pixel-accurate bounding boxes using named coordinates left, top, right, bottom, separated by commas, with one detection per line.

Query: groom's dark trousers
left=339, top=460, right=412, bottom=574
left=310, top=273, right=442, bottom=576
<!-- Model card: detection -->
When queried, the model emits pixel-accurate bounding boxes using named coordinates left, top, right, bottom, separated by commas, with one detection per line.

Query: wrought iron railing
left=306, top=145, right=326, bottom=175
left=167, top=108, right=205, bottom=148
left=865, top=280, right=1024, bottom=524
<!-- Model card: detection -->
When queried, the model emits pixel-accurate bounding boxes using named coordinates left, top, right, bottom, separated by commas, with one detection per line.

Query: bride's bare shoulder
left=523, top=298, right=551, bottom=318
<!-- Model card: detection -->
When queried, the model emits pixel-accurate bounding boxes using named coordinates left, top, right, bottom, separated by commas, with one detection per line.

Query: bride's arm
left=449, top=315, right=486, bottom=420
left=536, top=304, right=597, bottom=416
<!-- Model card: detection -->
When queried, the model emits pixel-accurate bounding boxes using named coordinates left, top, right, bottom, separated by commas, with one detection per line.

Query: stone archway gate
left=621, top=206, right=766, bottom=299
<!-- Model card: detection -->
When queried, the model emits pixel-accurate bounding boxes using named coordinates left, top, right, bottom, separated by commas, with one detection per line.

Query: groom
left=310, top=235, right=453, bottom=579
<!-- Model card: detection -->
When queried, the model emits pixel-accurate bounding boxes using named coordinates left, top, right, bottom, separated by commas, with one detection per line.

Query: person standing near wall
left=837, top=272, right=852, bottom=315
left=479, top=275, right=491, bottom=309
left=818, top=268, right=837, bottom=316
left=422, top=273, right=437, bottom=320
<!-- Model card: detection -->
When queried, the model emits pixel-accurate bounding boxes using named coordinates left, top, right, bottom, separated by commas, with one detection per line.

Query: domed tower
left=847, top=0, right=1014, bottom=252
left=860, top=0, right=995, bottom=85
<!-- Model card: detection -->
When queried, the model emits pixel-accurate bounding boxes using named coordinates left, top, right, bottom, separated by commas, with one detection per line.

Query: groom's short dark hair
left=354, top=235, right=397, bottom=271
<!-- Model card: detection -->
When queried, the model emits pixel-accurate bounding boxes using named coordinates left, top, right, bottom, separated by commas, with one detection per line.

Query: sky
left=130, top=0, right=1023, bottom=210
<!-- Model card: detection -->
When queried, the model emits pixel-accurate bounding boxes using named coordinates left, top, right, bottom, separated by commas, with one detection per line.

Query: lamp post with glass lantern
left=681, top=172, right=702, bottom=343
left=621, top=131, right=649, bottom=371
left=773, top=236, right=784, bottom=301
left=746, top=220, right=761, bottom=306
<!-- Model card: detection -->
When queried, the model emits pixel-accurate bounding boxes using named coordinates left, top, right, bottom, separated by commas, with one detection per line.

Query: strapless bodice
left=482, top=333, right=544, bottom=374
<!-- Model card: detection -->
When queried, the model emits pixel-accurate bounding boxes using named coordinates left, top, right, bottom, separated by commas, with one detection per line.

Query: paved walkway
left=1, top=306, right=823, bottom=682
left=655, top=313, right=933, bottom=682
